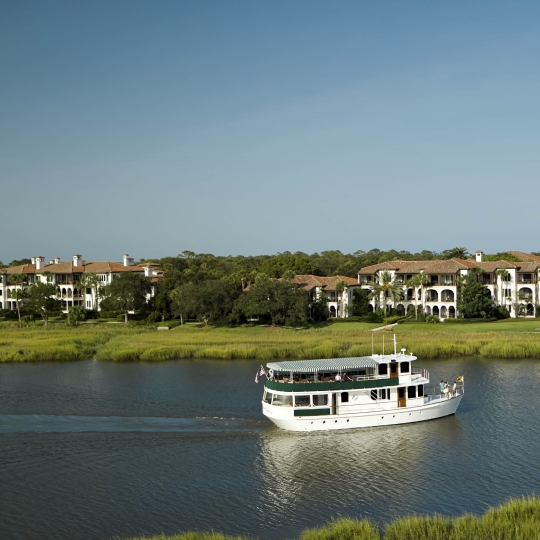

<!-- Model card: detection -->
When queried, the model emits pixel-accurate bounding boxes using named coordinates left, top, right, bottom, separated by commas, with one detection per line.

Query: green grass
left=0, top=320, right=539, bottom=362
left=126, top=496, right=540, bottom=540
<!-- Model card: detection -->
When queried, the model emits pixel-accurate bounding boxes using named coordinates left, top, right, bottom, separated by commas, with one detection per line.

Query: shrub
left=425, top=315, right=440, bottom=323
left=494, top=306, right=510, bottom=320
left=443, top=317, right=497, bottom=324
left=99, top=310, right=121, bottom=319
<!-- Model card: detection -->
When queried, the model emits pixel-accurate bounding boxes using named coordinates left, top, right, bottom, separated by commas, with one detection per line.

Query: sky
left=1, top=1, right=540, bottom=262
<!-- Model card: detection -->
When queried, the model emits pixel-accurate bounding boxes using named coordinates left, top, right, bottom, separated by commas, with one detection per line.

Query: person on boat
left=451, top=382, right=457, bottom=396
left=440, top=380, right=445, bottom=394
left=443, top=382, right=450, bottom=399
left=335, top=373, right=342, bottom=381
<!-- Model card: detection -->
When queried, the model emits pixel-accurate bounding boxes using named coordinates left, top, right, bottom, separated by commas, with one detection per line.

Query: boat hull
left=265, top=394, right=463, bottom=432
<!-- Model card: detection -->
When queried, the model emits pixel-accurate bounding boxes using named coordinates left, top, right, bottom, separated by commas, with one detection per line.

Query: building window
left=504, top=289, right=512, bottom=298
left=86, top=300, right=91, bottom=308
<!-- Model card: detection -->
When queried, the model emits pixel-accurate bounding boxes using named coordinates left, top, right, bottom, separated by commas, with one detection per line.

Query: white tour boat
left=260, top=338, right=464, bottom=432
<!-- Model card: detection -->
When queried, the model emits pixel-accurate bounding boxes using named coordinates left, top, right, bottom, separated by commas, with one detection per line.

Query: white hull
left=265, top=395, right=463, bottom=432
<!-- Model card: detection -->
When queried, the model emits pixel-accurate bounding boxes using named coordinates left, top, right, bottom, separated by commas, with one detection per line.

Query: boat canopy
left=267, top=357, right=380, bottom=374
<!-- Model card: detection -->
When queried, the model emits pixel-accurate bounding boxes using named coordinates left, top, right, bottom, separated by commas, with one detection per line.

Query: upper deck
left=265, top=352, right=421, bottom=393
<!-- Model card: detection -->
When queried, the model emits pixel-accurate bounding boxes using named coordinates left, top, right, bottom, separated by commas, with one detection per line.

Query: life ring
left=268, top=369, right=274, bottom=379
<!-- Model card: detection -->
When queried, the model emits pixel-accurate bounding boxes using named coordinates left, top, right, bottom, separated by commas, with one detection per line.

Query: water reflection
left=258, top=415, right=466, bottom=527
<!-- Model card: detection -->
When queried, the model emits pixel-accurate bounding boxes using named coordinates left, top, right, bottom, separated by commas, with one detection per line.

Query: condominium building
left=0, top=254, right=160, bottom=312
left=292, top=275, right=359, bottom=318
left=357, top=250, right=540, bottom=319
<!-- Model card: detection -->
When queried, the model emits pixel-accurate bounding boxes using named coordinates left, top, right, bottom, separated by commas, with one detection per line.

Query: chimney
left=475, top=250, right=484, bottom=263
left=73, top=254, right=82, bottom=267
left=49, top=260, right=54, bottom=265
left=54, top=257, right=61, bottom=264
left=35, top=256, right=45, bottom=270
left=123, top=254, right=133, bottom=267
left=31, top=257, right=36, bottom=264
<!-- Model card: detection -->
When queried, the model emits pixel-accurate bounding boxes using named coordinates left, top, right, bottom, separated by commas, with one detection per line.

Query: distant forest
left=3, top=248, right=539, bottom=283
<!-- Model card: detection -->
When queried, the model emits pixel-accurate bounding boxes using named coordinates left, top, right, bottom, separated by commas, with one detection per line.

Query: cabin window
left=400, top=361, right=410, bottom=374
left=313, top=394, right=328, bottom=406
left=407, top=386, right=416, bottom=399
left=370, top=390, right=377, bottom=401
left=379, top=388, right=390, bottom=400
left=418, top=385, right=424, bottom=397
left=272, top=394, right=293, bottom=407
left=263, top=391, right=273, bottom=404
left=294, top=395, right=311, bottom=408
left=341, top=392, right=349, bottom=403
left=378, top=363, right=388, bottom=376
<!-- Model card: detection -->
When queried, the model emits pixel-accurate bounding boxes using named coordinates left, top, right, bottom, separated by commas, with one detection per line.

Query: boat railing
left=424, top=384, right=464, bottom=403
left=411, top=367, right=429, bottom=380
left=271, top=373, right=390, bottom=384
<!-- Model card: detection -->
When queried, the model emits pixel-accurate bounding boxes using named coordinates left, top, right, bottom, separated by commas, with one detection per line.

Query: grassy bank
left=0, top=320, right=540, bottom=362
left=126, top=496, right=540, bottom=540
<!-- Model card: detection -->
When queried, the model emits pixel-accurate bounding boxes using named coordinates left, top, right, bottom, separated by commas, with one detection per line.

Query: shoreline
left=125, top=496, right=540, bottom=540
left=1, top=322, right=540, bottom=362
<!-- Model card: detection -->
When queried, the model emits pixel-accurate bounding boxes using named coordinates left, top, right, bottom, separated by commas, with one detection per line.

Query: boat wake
left=0, top=414, right=265, bottom=434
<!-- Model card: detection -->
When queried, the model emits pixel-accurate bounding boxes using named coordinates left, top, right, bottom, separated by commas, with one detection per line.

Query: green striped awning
left=266, top=357, right=379, bottom=373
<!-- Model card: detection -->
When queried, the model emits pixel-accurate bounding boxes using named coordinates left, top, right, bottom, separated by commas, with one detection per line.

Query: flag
left=456, top=375, right=464, bottom=383
left=255, top=365, right=266, bottom=383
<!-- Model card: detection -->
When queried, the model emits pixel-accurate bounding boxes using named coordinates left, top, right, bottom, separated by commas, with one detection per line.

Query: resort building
left=0, top=254, right=161, bottom=312
left=357, top=250, right=540, bottom=319
left=292, top=275, right=358, bottom=318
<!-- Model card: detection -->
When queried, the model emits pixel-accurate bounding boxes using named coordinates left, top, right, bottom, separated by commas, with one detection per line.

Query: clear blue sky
left=2, top=1, right=539, bottom=262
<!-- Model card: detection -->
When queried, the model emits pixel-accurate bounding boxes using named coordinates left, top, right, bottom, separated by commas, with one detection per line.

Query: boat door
left=390, top=361, right=398, bottom=379
left=398, top=387, right=406, bottom=408
left=332, top=393, right=337, bottom=415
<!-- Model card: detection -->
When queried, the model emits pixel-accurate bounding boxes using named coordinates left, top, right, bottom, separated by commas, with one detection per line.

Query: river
left=1, top=358, right=539, bottom=540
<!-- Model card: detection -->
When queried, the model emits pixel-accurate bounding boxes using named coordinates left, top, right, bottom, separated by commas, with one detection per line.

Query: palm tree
left=495, top=269, right=509, bottom=307
left=78, top=272, right=100, bottom=310
left=406, top=274, right=423, bottom=320
left=417, top=273, right=431, bottom=317
left=335, top=280, right=349, bottom=318
left=368, top=270, right=403, bottom=316
left=8, top=273, right=27, bottom=326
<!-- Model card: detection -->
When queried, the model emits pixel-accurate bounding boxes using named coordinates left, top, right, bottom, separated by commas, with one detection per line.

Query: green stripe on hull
left=266, top=378, right=398, bottom=393
left=294, top=408, right=331, bottom=417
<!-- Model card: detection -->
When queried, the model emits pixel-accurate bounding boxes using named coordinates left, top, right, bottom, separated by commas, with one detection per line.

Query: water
left=1, top=358, right=539, bottom=540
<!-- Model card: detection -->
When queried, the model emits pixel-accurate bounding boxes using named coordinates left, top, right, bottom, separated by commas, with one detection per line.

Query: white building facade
left=357, top=250, right=540, bottom=319
left=0, top=254, right=160, bottom=312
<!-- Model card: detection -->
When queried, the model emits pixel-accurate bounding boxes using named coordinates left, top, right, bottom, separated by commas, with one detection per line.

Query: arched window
left=433, top=306, right=440, bottom=317
left=441, top=289, right=454, bottom=302
left=396, top=304, right=405, bottom=316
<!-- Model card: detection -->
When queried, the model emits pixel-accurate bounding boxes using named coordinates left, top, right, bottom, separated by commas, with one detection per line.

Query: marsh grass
left=127, top=497, right=540, bottom=540
left=0, top=322, right=539, bottom=362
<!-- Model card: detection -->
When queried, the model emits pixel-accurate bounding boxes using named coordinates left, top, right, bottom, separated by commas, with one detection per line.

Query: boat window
left=400, top=361, right=410, bottom=373
left=341, top=392, right=349, bottom=403
left=418, top=385, right=424, bottom=397
left=379, top=389, right=387, bottom=399
left=378, top=363, right=388, bottom=376
left=263, top=391, right=273, bottom=404
left=407, top=386, right=416, bottom=399
left=370, top=390, right=377, bottom=401
left=272, top=394, right=293, bottom=407
left=294, top=395, right=311, bottom=408
left=313, top=394, right=328, bottom=406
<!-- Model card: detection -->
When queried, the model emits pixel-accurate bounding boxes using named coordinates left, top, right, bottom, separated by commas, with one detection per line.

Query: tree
left=260, top=253, right=317, bottom=279
left=440, top=247, right=470, bottom=260
left=406, top=274, right=423, bottom=320
left=417, top=273, right=432, bottom=317
left=28, top=279, right=62, bottom=326
left=352, top=288, right=370, bottom=317
left=335, top=280, right=350, bottom=318
left=10, top=258, right=31, bottom=267
left=100, top=273, right=152, bottom=324
left=170, top=280, right=241, bottom=325
left=78, top=272, right=100, bottom=310
left=495, top=269, right=510, bottom=307
left=368, top=270, right=403, bottom=316
left=457, top=274, right=494, bottom=318
left=8, top=274, right=27, bottom=326
left=233, top=280, right=309, bottom=326
left=66, top=305, right=86, bottom=326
